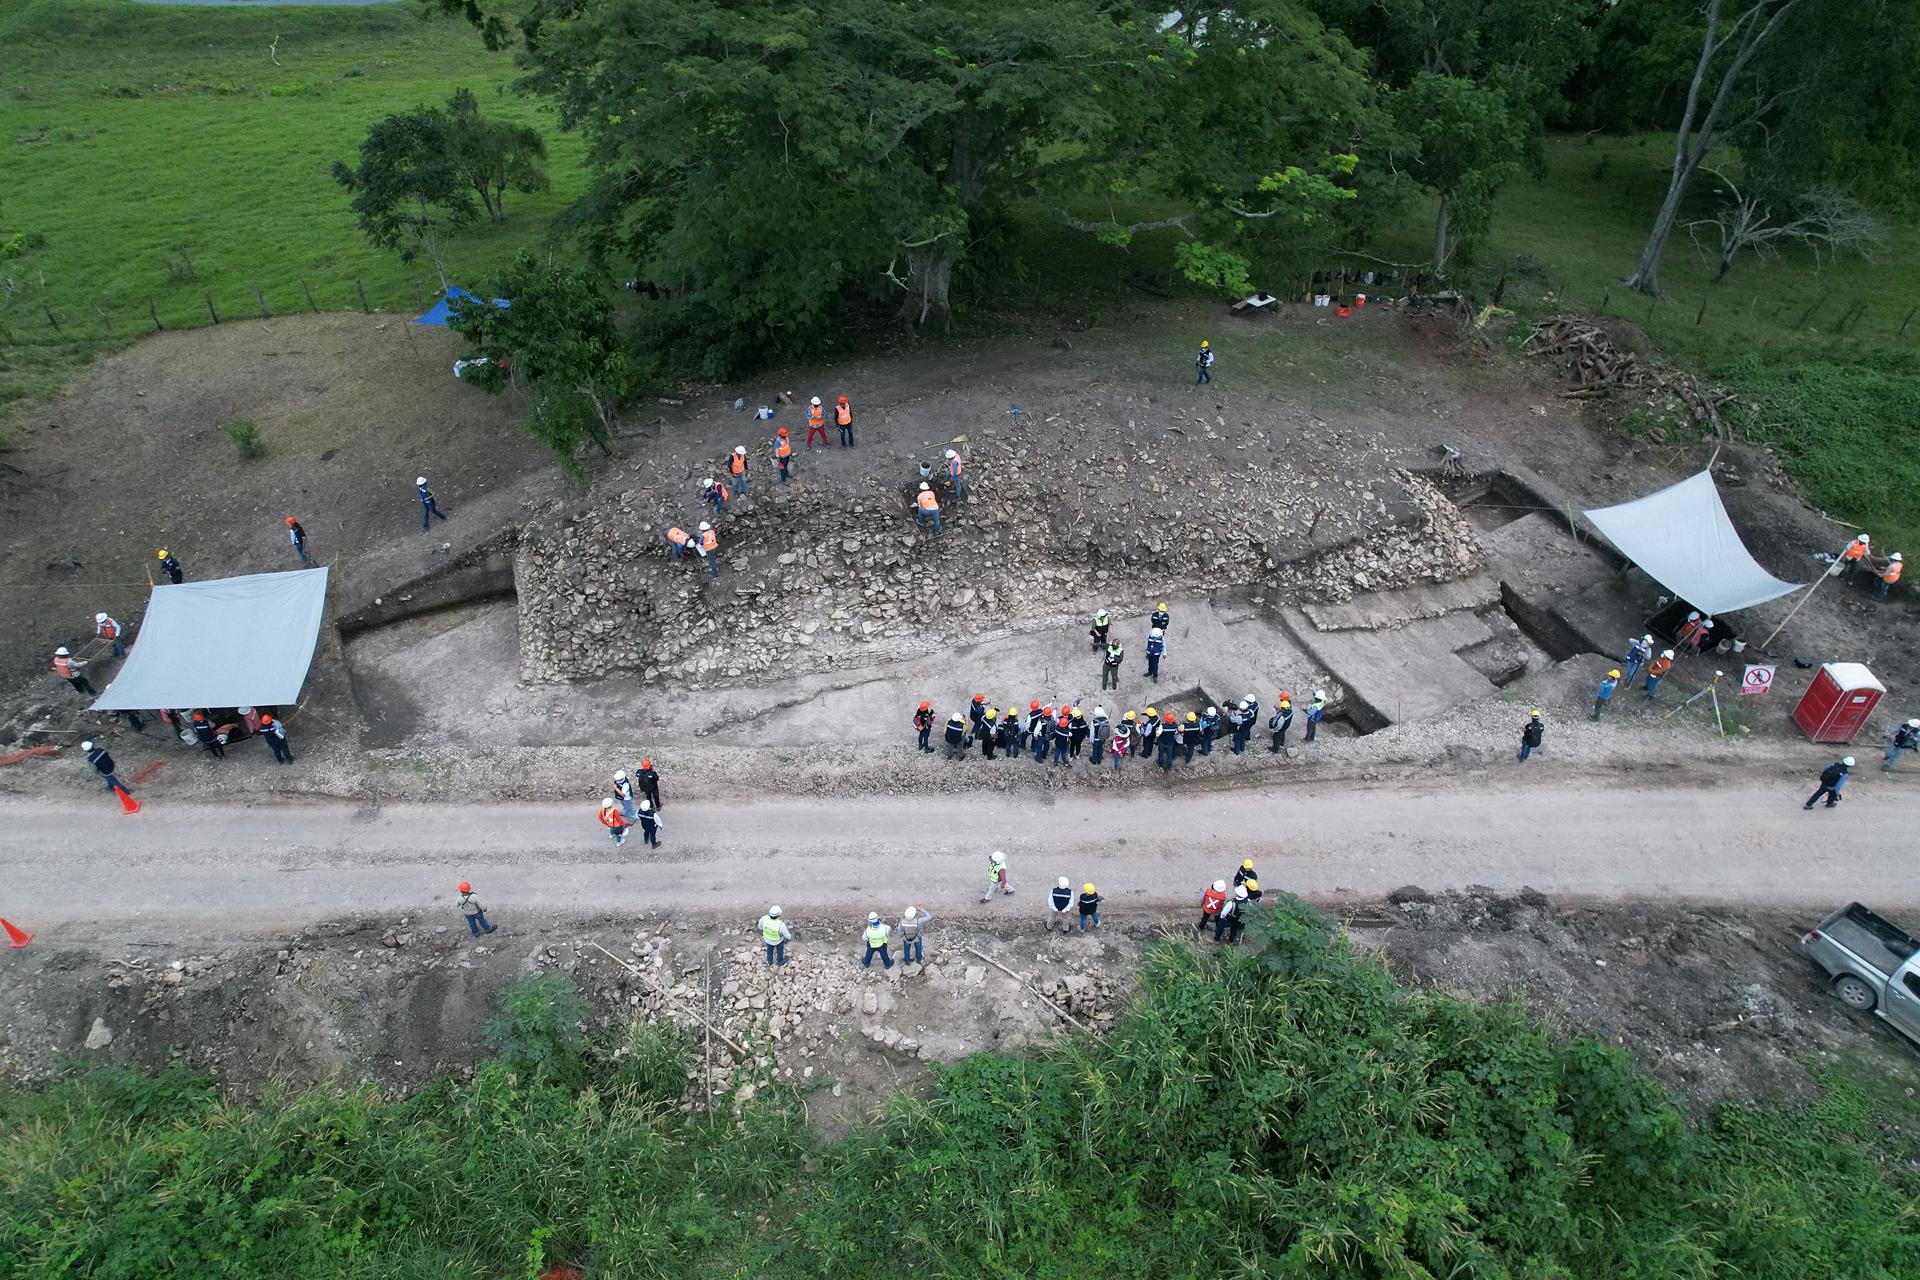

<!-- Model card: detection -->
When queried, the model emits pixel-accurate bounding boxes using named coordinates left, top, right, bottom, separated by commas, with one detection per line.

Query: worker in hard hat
left=981, top=849, right=1013, bottom=902
left=727, top=444, right=750, bottom=499
left=1643, top=649, right=1674, bottom=701
left=1805, top=757, right=1854, bottom=810
left=1877, top=551, right=1904, bottom=600
left=944, top=448, right=967, bottom=501
left=635, top=798, right=662, bottom=847
left=1156, top=711, right=1179, bottom=770
left=1518, top=709, right=1544, bottom=762
left=1884, top=718, right=1920, bottom=771
left=458, top=882, right=496, bottom=936
left=703, top=474, right=729, bottom=516
left=1840, top=533, right=1870, bottom=582
left=1109, top=716, right=1131, bottom=769
left=613, top=769, right=636, bottom=820
left=1102, top=638, right=1124, bottom=690
left=773, top=426, right=793, bottom=482
left=94, top=611, right=125, bottom=658
left=1144, top=626, right=1166, bottom=683
left=914, top=701, right=935, bottom=752
left=944, top=709, right=968, bottom=756
left=1048, top=877, right=1075, bottom=932
left=1216, top=885, right=1250, bottom=944
left=915, top=481, right=942, bottom=537
left=1234, top=859, right=1258, bottom=889
left=285, top=516, right=310, bottom=565
left=899, top=905, right=932, bottom=964
left=1180, top=710, right=1201, bottom=764
left=1622, top=633, right=1653, bottom=687
left=81, top=740, right=128, bottom=796
left=1197, top=879, right=1228, bottom=933
left=861, top=911, right=894, bottom=969
left=805, top=396, right=828, bottom=447
left=1067, top=706, right=1089, bottom=758
left=759, top=905, right=791, bottom=966
left=695, top=522, right=720, bottom=579
left=51, top=646, right=95, bottom=696
left=1077, top=882, right=1102, bottom=931
left=636, top=758, right=662, bottom=811
left=1195, top=338, right=1214, bottom=384
left=1305, top=690, right=1327, bottom=742
left=1088, top=609, right=1111, bottom=650
left=834, top=394, right=855, bottom=447
left=1266, top=695, right=1291, bottom=754
left=1592, top=668, right=1621, bottom=720
left=156, top=547, right=183, bottom=584
left=1088, top=706, right=1111, bottom=764
left=1150, top=601, right=1170, bottom=633
left=416, top=476, right=448, bottom=530
left=980, top=707, right=1000, bottom=759
left=598, top=796, right=630, bottom=846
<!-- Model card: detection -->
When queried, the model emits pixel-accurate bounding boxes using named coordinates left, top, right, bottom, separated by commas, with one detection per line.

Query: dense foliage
left=5, top=904, right=1916, bottom=1279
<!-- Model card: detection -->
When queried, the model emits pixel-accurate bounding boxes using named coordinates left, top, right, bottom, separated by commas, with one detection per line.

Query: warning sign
left=1742, top=664, right=1776, bottom=696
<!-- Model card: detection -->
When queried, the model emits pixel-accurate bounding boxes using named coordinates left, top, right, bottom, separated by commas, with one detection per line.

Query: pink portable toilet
left=1792, top=662, right=1885, bottom=743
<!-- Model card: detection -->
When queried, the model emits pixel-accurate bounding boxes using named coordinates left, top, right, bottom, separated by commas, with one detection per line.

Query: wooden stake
left=963, top=945, right=1110, bottom=1044
left=254, top=287, right=270, bottom=319
left=356, top=279, right=370, bottom=313
left=149, top=298, right=163, bottom=331
left=1901, top=304, right=1918, bottom=338
left=303, top=281, right=318, bottom=313
left=41, top=303, right=60, bottom=334
left=1695, top=296, right=1708, bottom=325
left=583, top=940, right=749, bottom=1057
left=205, top=293, right=220, bottom=324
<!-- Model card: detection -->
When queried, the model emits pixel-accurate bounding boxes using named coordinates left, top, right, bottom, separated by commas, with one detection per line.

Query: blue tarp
left=414, top=286, right=509, bottom=327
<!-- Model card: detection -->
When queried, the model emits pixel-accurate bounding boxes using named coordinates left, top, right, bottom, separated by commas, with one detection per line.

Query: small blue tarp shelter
left=414, top=286, right=509, bottom=327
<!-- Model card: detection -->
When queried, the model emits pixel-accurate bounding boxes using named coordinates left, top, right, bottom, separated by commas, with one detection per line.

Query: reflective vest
left=667, top=526, right=690, bottom=546
left=835, top=401, right=852, bottom=427
left=729, top=453, right=746, bottom=476
left=864, top=923, right=890, bottom=948
left=1885, top=561, right=1903, bottom=584
left=97, top=617, right=118, bottom=639
left=809, top=405, right=825, bottom=430
left=776, top=437, right=792, bottom=458
left=1201, top=887, right=1226, bottom=915
left=599, top=806, right=626, bottom=829
left=52, top=655, right=76, bottom=678
left=917, top=489, right=939, bottom=513
left=1647, top=657, right=1672, bottom=678
left=1843, top=540, right=1868, bottom=561
left=987, top=858, right=1004, bottom=885
left=700, top=528, right=718, bottom=553
left=760, top=915, right=785, bottom=944
left=947, top=455, right=963, bottom=478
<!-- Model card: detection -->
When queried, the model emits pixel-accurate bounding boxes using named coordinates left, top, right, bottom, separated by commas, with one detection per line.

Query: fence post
left=1600, top=286, right=1610, bottom=312
left=1491, top=271, right=1507, bottom=306
left=1902, top=304, right=1918, bottom=338
left=1695, top=295, right=1708, bottom=326
left=413, top=280, right=425, bottom=312
left=205, top=293, right=220, bottom=324
left=150, top=299, right=163, bottom=331
left=356, top=279, right=370, bottom=313
left=303, top=281, right=318, bottom=313
left=254, top=287, right=270, bottom=319
left=42, top=303, right=61, bottom=335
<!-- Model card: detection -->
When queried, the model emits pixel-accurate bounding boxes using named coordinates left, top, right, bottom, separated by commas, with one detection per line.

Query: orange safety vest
left=728, top=453, right=747, bottom=476
left=599, top=806, right=627, bottom=830
left=52, top=655, right=75, bottom=678
left=836, top=401, right=853, bottom=427
left=809, top=405, right=825, bottom=430
left=1885, top=561, right=1903, bottom=584
left=916, top=489, right=939, bottom=513
left=776, top=437, right=792, bottom=458
left=1843, top=540, right=1868, bottom=561
left=667, top=526, right=689, bottom=546
left=98, top=618, right=118, bottom=639
left=700, top=528, right=719, bottom=553
left=1648, top=657, right=1672, bottom=678
left=947, top=454, right=963, bottom=477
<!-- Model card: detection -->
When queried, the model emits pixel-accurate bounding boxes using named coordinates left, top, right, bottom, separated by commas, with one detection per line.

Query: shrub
left=483, top=972, right=589, bottom=1082
left=223, top=418, right=264, bottom=459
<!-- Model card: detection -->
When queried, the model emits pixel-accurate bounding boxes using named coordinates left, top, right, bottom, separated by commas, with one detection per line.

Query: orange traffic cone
left=114, top=784, right=141, bottom=815
left=1, top=918, right=29, bottom=949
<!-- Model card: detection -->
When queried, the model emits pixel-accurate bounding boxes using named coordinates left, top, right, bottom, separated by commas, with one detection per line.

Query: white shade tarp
left=1583, top=471, right=1800, bottom=616
left=90, top=568, right=329, bottom=711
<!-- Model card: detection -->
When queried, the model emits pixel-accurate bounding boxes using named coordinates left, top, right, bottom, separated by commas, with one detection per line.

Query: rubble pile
left=514, top=396, right=1486, bottom=682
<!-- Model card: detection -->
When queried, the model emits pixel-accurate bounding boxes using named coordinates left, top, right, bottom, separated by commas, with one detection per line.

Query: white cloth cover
left=90, top=568, right=329, bottom=710
left=1583, top=472, right=1800, bottom=615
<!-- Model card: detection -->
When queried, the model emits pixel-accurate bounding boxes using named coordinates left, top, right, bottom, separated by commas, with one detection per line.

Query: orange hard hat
left=1030, top=700, right=1040, bottom=710
left=640, top=757, right=653, bottom=769
left=972, top=693, right=984, bottom=702
left=1162, top=711, right=1175, bottom=723
left=777, top=426, right=789, bottom=436
left=259, top=713, right=273, bottom=724
left=284, top=516, right=297, bottom=525
left=457, top=881, right=472, bottom=893
left=1278, top=690, right=1291, bottom=700
left=837, top=395, right=849, bottom=404
left=919, top=700, right=931, bottom=711
left=192, top=711, right=206, bottom=721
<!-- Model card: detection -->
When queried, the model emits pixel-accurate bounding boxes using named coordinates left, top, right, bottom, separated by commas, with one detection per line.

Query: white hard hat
left=1206, top=705, right=1217, bottom=715
left=96, top=612, right=108, bottom=623
left=416, top=476, right=428, bottom=486
left=1894, top=552, right=1905, bottom=561
left=944, top=449, right=957, bottom=459
left=81, top=740, right=93, bottom=751
left=638, top=799, right=652, bottom=811
left=1312, top=688, right=1326, bottom=699
left=601, top=796, right=616, bottom=808
left=1686, top=611, right=1700, bottom=621
left=1662, top=649, right=1675, bottom=659
left=1238, top=699, right=1250, bottom=709
left=698, top=521, right=712, bottom=531
left=613, top=769, right=626, bottom=780
left=769, top=905, right=782, bottom=917
left=734, top=445, right=746, bottom=455
left=54, top=646, right=69, bottom=655
left=1702, top=618, right=1713, bottom=626
left=810, top=396, right=821, bottom=406
left=1235, top=886, right=1248, bottom=899
left=991, top=850, right=1005, bottom=864
left=919, top=482, right=931, bottom=491
left=903, top=905, right=917, bottom=919
left=703, top=476, right=715, bottom=486
left=868, top=911, right=880, bottom=923
left=1059, top=876, right=1070, bottom=888
left=1907, top=719, right=1919, bottom=728
left=1093, top=706, right=1105, bottom=717
left=1149, top=627, right=1163, bottom=637
left=1859, top=533, right=1871, bottom=542
left=1212, top=879, right=1227, bottom=892
left=1642, top=634, right=1653, bottom=644
left=1843, top=756, right=1856, bottom=766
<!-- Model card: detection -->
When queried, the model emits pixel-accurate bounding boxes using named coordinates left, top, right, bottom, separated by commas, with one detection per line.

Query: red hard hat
left=640, top=758, right=653, bottom=769
left=919, top=700, right=930, bottom=711
left=1278, top=690, right=1291, bottom=700
left=1163, top=711, right=1175, bottom=723
left=457, top=881, right=471, bottom=893
left=837, top=395, right=848, bottom=404
left=1029, top=700, right=1040, bottom=710
left=284, top=516, right=297, bottom=525
left=777, top=426, right=789, bottom=436
left=972, top=693, right=984, bottom=702
left=192, top=711, right=205, bottom=721
left=259, top=713, right=273, bottom=724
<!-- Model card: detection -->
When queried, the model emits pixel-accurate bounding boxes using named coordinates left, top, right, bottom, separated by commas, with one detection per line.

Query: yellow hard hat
left=1245, top=879, right=1258, bottom=891
left=1157, top=601, right=1168, bottom=610
left=1186, top=711, right=1197, bottom=722
left=1607, top=669, right=1621, bottom=679
left=1242, top=859, right=1254, bottom=869
left=156, top=548, right=169, bottom=559
left=1145, top=706, right=1157, bottom=717
left=1083, top=883, right=1095, bottom=893
left=1200, top=340, right=1210, bottom=348
left=1123, top=710, right=1137, bottom=721
left=1530, top=708, right=1542, bottom=717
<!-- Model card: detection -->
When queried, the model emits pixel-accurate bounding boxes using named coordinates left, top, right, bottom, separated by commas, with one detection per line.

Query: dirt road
left=4, top=777, right=1910, bottom=941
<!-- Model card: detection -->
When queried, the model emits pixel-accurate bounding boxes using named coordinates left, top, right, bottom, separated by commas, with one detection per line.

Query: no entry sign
left=1742, top=664, right=1776, bottom=696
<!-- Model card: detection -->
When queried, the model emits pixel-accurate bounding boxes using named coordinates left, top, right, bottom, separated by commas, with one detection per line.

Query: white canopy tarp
left=90, top=568, right=329, bottom=711
left=1583, top=471, right=1800, bottom=616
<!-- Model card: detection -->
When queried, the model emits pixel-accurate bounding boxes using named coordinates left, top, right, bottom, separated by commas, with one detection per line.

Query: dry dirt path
left=2, top=776, right=1910, bottom=942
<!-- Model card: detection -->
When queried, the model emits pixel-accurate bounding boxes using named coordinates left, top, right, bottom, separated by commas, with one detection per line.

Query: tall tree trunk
left=906, top=245, right=954, bottom=330
left=1431, top=192, right=1453, bottom=275
left=1624, top=165, right=1691, bottom=295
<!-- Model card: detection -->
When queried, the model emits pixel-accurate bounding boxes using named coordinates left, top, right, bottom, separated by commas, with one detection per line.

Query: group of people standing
left=916, top=690, right=1327, bottom=770
left=596, top=761, right=665, bottom=847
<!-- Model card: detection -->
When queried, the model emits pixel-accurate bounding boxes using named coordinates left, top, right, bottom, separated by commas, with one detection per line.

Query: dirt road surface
left=5, top=778, right=1911, bottom=942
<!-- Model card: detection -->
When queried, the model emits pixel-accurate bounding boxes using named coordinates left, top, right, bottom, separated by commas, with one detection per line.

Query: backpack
left=1820, top=763, right=1845, bottom=786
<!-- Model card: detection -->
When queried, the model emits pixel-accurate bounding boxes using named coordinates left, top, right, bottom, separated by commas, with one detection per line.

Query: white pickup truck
left=1799, top=903, right=1920, bottom=1047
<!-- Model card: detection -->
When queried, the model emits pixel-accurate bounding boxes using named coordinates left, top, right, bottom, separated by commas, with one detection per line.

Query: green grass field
left=0, top=0, right=585, bottom=403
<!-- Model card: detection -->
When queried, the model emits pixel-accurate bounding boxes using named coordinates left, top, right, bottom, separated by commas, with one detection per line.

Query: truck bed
left=1814, top=903, right=1920, bottom=978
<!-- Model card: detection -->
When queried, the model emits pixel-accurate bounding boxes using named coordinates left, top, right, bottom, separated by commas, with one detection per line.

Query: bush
left=223, top=418, right=264, bottom=459
left=483, top=972, right=589, bottom=1082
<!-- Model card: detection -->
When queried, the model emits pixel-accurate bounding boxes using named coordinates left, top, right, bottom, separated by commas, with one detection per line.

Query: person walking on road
left=285, top=517, right=311, bottom=565
left=1047, top=877, right=1075, bottom=932
left=81, top=741, right=129, bottom=796
left=914, top=701, right=936, bottom=752
left=1885, top=719, right=1920, bottom=770
left=861, top=912, right=894, bottom=969
left=1197, top=879, right=1228, bottom=934
left=1643, top=649, right=1674, bottom=700
left=416, top=477, right=449, bottom=530
left=1517, top=709, right=1544, bottom=762
left=51, top=647, right=95, bottom=696
left=95, top=613, right=125, bottom=658
left=599, top=797, right=630, bottom=846
left=157, top=548, right=184, bottom=584
left=759, top=906, right=791, bottom=966
left=1194, top=339, right=1214, bottom=384
left=1591, top=670, right=1620, bottom=720
left=1077, top=883, right=1102, bottom=931
left=899, top=905, right=931, bottom=964
left=458, top=882, right=496, bottom=936
left=259, top=712, right=294, bottom=764
left=982, top=850, right=1013, bottom=901
left=1805, top=757, right=1854, bottom=810
left=635, top=799, right=662, bottom=847
left=636, top=758, right=662, bottom=810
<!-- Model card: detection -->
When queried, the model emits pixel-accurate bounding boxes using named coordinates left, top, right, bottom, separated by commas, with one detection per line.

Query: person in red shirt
left=1197, top=879, right=1227, bottom=933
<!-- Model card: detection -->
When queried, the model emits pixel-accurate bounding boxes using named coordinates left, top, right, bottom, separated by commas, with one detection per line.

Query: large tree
left=1393, top=71, right=1531, bottom=272
left=445, top=88, right=549, bottom=222
left=331, top=110, right=478, bottom=287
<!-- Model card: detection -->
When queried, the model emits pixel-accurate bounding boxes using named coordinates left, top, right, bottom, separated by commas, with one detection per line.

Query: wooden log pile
left=1522, top=317, right=1740, bottom=436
